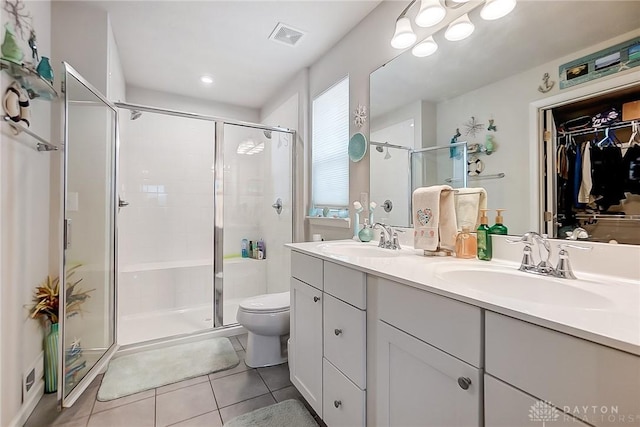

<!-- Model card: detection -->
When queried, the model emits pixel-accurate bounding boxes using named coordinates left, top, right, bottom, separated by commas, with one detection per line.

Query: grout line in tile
left=165, top=409, right=220, bottom=427
left=208, top=377, right=220, bottom=410
left=216, top=391, right=273, bottom=410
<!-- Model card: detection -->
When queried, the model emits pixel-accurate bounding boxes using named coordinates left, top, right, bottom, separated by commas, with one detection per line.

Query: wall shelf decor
left=3, top=115, right=58, bottom=151
left=1, top=58, right=58, bottom=100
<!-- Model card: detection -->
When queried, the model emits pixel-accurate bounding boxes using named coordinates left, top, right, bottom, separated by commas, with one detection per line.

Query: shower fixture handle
left=118, top=197, right=130, bottom=208
left=272, top=198, right=283, bottom=215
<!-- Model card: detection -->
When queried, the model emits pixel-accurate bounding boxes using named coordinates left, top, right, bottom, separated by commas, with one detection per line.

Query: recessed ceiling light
left=200, top=75, right=214, bottom=84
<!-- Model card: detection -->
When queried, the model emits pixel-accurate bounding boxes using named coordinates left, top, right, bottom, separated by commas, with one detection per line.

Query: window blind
left=312, top=77, right=349, bottom=207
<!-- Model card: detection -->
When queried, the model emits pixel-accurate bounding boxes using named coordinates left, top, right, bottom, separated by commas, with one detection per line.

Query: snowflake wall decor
left=354, top=104, right=367, bottom=128
left=463, top=116, right=484, bottom=138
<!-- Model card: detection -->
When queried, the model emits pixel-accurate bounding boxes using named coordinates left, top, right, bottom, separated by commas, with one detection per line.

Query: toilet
left=236, top=291, right=290, bottom=368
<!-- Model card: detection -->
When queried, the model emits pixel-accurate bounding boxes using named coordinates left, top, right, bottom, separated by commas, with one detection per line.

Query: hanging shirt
left=578, top=142, right=592, bottom=204
left=573, top=141, right=584, bottom=208
left=622, top=145, right=640, bottom=195
left=590, top=144, right=626, bottom=211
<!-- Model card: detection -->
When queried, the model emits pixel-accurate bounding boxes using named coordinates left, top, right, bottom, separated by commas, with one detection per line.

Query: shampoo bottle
left=241, top=239, right=249, bottom=258
left=477, top=209, right=492, bottom=261
left=454, top=226, right=477, bottom=259
left=489, top=209, right=508, bottom=235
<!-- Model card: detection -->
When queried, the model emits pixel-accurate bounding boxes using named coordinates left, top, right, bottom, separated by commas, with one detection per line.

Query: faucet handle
left=558, top=243, right=592, bottom=252
left=555, top=243, right=592, bottom=279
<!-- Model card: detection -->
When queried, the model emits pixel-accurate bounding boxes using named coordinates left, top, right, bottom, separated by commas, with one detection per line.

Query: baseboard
left=8, top=379, right=44, bottom=427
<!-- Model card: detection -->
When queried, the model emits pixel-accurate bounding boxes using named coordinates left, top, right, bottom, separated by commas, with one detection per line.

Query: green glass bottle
left=477, top=209, right=492, bottom=261
left=488, top=209, right=508, bottom=235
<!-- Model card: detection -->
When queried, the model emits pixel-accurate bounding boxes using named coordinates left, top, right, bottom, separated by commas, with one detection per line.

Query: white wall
left=1, top=1, right=52, bottom=425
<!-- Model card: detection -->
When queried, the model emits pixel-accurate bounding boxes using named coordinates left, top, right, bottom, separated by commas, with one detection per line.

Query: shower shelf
left=2, top=116, right=59, bottom=151
left=1, top=58, right=59, bottom=100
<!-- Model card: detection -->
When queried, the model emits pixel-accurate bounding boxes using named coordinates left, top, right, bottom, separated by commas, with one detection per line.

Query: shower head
left=376, top=145, right=384, bottom=152
left=130, top=110, right=142, bottom=120
left=263, top=130, right=272, bottom=139
left=384, top=146, right=392, bottom=160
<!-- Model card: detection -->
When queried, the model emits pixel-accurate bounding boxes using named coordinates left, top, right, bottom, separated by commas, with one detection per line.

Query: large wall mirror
left=370, top=1, right=640, bottom=242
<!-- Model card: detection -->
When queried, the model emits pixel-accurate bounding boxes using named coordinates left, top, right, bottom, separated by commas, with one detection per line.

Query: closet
left=543, top=85, right=640, bottom=245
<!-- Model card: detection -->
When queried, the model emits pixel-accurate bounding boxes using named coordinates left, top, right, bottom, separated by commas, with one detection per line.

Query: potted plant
left=29, top=265, right=92, bottom=393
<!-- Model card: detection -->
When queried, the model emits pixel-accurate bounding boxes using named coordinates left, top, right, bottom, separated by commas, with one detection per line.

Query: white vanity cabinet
left=290, top=251, right=367, bottom=426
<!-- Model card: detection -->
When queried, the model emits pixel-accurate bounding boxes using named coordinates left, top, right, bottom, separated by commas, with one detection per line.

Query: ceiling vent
left=269, top=23, right=305, bottom=47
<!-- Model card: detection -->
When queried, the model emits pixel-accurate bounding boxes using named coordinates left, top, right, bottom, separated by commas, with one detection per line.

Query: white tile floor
left=24, top=335, right=322, bottom=427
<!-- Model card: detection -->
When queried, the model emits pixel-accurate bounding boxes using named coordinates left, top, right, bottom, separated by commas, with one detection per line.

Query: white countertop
left=286, top=240, right=640, bottom=356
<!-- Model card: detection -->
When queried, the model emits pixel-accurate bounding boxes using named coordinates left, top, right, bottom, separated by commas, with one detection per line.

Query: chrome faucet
left=373, top=222, right=403, bottom=250
left=507, top=232, right=591, bottom=279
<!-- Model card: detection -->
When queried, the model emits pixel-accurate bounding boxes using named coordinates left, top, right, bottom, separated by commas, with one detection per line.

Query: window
left=312, top=76, right=349, bottom=208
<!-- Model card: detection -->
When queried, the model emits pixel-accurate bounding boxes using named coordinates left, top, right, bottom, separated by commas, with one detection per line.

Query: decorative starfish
left=3, top=0, right=32, bottom=40
left=618, top=60, right=630, bottom=72
left=464, top=116, right=484, bottom=138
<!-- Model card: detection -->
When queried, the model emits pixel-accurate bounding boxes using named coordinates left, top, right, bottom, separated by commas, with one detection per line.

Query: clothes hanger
left=627, top=121, right=640, bottom=147
left=596, top=127, right=620, bottom=148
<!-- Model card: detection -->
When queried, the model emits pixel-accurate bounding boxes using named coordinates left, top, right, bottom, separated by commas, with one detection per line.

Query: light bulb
left=200, top=75, right=214, bottom=84
left=412, top=36, right=438, bottom=57
left=444, top=13, right=474, bottom=41
left=481, top=0, right=517, bottom=20
left=415, top=0, right=446, bottom=28
left=391, top=16, right=417, bottom=49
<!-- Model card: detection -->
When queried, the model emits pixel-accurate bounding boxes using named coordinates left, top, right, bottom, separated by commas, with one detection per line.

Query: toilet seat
left=239, top=291, right=290, bottom=314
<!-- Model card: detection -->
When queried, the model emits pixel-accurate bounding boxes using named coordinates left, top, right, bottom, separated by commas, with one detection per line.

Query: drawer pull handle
left=334, top=400, right=342, bottom=408
left=313, top=296, right=320, bottom=302
left=457, top=377, right=472, bottom=390
left=334, top=329, right=342, bottom=336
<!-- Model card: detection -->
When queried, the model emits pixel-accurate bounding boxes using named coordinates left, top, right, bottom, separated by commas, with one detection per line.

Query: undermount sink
left=437, top=266, right=612, bottom=309
left=318, top=242, right=404, bottom=258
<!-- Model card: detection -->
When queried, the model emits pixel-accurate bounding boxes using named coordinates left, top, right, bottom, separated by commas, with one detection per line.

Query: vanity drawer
left=485, top=374, right=590, bottom=427
left=323, top=358, right=366, bottom=427
left=377, top=278, right=482, bottom=367
left=485, top=312, right=640, bottom=427
left=291, top=251, right=323, bottom=290
left=324, top=293, right=366, bottom=389
left=323, top=261, right=366, bottom=309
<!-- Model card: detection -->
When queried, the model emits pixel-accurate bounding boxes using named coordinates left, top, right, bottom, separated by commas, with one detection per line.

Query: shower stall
left=116, top=104, right=295, bottom=345
left=58, top=63, right=296, bottom=407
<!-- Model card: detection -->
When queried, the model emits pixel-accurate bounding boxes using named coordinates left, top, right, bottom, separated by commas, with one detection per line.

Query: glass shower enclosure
left=115, top=104, right=295, bottom=344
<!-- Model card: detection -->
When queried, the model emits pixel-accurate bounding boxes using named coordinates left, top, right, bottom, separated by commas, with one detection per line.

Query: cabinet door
left=376, top=321, right=481, bottom=427
left=290, top=278, right=323, bottom=416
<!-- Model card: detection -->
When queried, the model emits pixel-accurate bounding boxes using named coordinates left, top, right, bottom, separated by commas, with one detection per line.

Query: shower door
left=217, top=123, right=294, bottom=326
left=59, top=63, right=118, bottom=407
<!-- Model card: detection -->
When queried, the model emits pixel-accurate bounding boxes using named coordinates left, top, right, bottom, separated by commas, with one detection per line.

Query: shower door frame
left=115, top=102, right=297, bottom=331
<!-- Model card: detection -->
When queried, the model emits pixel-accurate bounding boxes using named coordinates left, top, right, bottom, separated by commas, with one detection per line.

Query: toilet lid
left=239, top=291, right=290, bottom=313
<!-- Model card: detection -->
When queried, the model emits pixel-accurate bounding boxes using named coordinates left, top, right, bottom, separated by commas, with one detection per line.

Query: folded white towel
left=413, top=185, right=457, bottom=252
left=455, top=187, right=487, bottom=230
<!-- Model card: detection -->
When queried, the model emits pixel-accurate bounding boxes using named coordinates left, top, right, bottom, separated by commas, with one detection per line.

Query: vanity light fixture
left=444, top=13, right=474, bottom=41
left=480, top=0, right=517, bottom=20
left=391, top=0, right=516, bottom=50
left=412, top=36, right=438, bottom=57
left=200, top=75, right=214, bottom=84
left=415, top=0, right=447, bottom=27
left=391, top=16, right=417, bottom=49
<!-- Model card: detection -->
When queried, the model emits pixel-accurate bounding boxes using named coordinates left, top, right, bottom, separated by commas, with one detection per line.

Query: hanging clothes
left=573, top=140, right=585, bottom=209
left=590, top=144, right=626, bottom=211
left=622, top=144, right=640, bottom=194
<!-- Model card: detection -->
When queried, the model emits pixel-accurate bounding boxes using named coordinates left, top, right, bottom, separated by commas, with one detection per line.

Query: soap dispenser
left=489, top=209, right=508, bottom=235
left=477, top=209, right=492, bottom=261
left=358, top=219, right=374, bottom=242
left=455, top=226, right=477, bottom=259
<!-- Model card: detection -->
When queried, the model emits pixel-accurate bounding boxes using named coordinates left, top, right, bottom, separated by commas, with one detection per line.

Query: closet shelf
left=2, top=116, right=59, bottom=151
left=559, top=119, right=638, bottom=137
left=0, top=58, right=58, bottom=100
left=576, top=213, right=640, bottom=222
left=445, top=173, right=505, bottom=183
